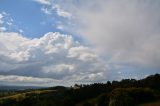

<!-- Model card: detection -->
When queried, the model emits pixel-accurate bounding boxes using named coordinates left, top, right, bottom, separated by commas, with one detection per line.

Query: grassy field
left=0, top=90, right=56, bottom=100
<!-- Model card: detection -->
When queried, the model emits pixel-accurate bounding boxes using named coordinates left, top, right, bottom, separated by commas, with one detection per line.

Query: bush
left=109, top=89, right=135, bottom=106
left=97, top=93, right=109, bottom=106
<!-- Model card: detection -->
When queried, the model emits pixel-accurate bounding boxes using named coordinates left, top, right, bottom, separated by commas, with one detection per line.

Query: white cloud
left=34, top=0, right=51, bottom=5
left=0, top=27, right=6, bottom=31
left=56, top=24, right=64, bottom=30
left=52, top=4, right=72, bottom=18
left=6, top=22, right=12, bottom=26
left=36, top=0, right=72, bottom=19
left=0, top=13, right=4, bottom=24
left=41, top=7, right=52, bottom=15
left=0, top=11, right=14, bottom=32
left=0, top=13, right=3, bottom=19
left=19, top=29, right=24, bottom=33
left=0, top=32, right=108, bottom=85
left=0, top=13, right=5, bottom=31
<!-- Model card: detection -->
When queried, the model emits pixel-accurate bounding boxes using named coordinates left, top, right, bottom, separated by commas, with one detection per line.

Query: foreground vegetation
left=0, top=74, right=160, bottom=106
left=139, top=100, right=160, bottom=106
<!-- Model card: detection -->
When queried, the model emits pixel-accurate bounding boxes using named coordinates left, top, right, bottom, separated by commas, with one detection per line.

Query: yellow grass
left=0, top=90, right=56, bottom=101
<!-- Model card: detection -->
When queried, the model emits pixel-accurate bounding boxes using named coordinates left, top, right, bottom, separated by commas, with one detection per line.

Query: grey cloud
left=0, top=75, right=62, bottom=86
left=70, top=0, right=160, bottom=68
left=41, top=0, right=160, bottom=80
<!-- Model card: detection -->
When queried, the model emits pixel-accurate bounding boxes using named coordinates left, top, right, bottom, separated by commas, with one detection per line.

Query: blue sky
left=0, top=0, right=72, bottom=38
left=0, top=0, right=160, bottom=86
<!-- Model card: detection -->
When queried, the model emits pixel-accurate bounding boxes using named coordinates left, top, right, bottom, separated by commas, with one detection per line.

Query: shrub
left=109, top=89, right=135, bottom=106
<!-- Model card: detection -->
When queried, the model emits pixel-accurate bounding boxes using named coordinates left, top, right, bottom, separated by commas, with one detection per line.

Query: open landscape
left=0, top=74, right=160, bottom=106
left=0, top=0, right=160, bottom=106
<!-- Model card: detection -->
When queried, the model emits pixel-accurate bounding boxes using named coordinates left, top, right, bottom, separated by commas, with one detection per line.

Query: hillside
left=0, top=74, right=160, bottom=106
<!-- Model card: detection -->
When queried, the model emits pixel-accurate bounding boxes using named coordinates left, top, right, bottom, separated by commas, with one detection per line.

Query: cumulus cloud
left=2, top=0, right=159, bottom=86
left=0, top=32, right=107, bottom=85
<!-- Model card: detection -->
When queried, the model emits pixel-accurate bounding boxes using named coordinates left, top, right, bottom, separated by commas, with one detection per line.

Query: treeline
left=0, top=74, right=160, bottom=106
left=64, top=73, right=160, bottom=105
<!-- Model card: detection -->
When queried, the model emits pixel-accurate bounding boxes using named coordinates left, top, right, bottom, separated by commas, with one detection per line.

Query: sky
left=0, top=0, right=160, bottom=86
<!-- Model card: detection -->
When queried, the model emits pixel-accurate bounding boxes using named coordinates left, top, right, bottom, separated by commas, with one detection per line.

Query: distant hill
left=0, top=85, right=45, bottom=90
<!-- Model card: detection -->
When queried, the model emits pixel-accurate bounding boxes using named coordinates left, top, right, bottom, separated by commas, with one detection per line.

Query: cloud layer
left=0, top=32, right=107, bottom=86
left=34, top=0, right=160, bottom=80
left=33, top=0, right=160, bottom=69
left=1, top=0, right=160, bottom=86
left=72, top=0, right=160, bottom=68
